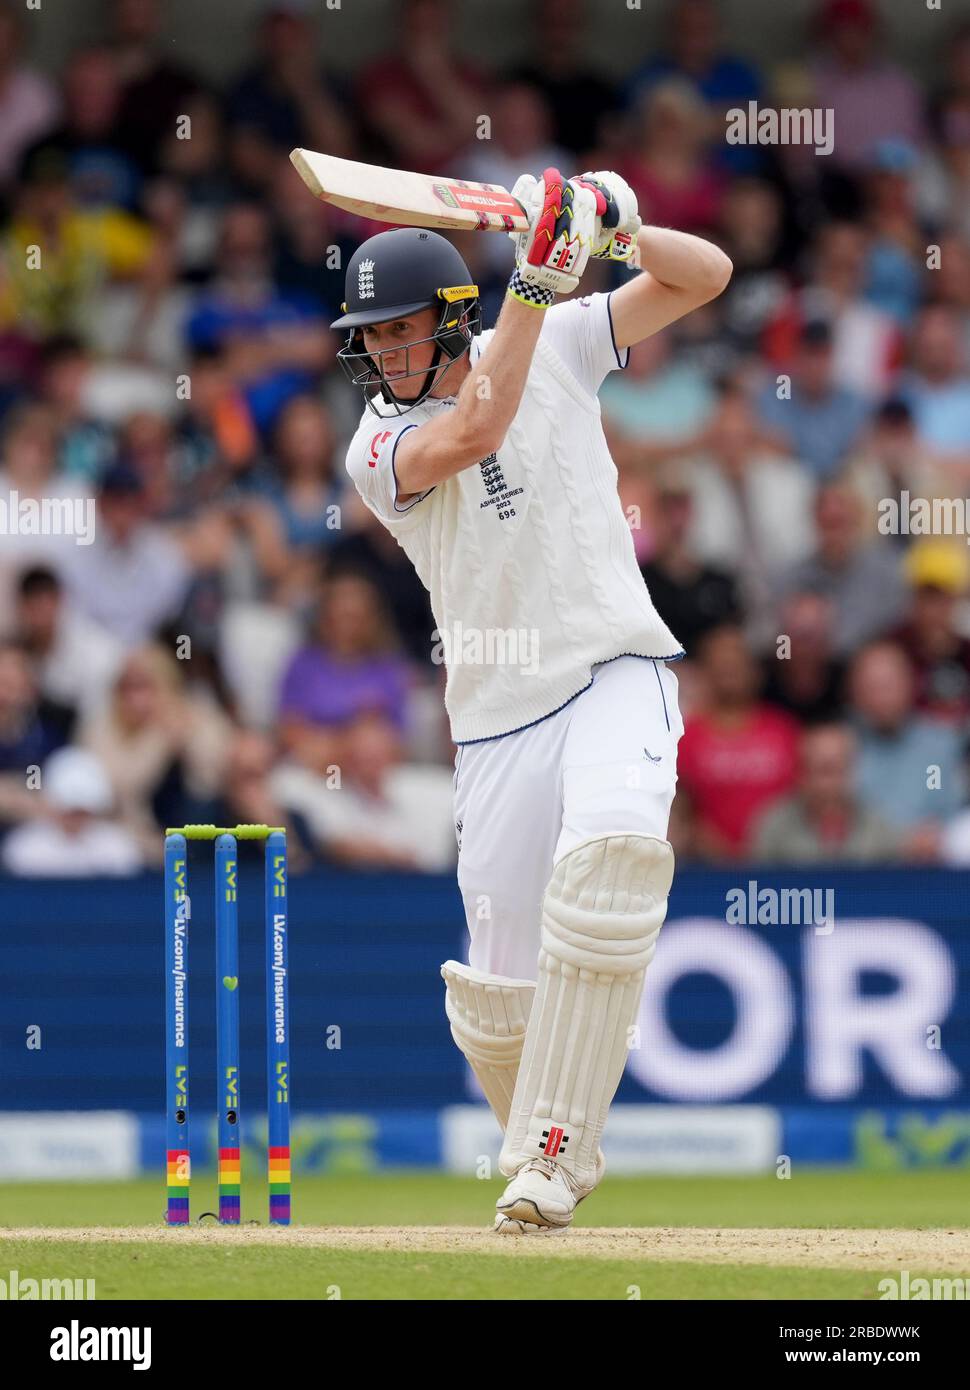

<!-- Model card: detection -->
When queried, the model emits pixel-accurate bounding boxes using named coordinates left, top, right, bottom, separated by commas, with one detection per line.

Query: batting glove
left=507, top=168, right=598, bottom=305
left=570, top=171, right=641, bottom=263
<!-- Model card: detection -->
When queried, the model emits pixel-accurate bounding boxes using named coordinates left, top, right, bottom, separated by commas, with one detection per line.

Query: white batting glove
left=506, top=168, right=598, bottom=304
left=571, top=171, right=641, bottom=263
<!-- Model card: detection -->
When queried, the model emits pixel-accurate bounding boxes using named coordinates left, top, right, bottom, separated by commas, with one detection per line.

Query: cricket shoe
left=493, top=1151, right=604, bottom=1235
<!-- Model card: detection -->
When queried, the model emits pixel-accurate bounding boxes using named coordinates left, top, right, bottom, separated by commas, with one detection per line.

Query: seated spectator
left=0, top=639, right=70, bottom=774
left=356, top=0, right=487, bottom=175
left=619, top=77, right=726, bottom=234
left=764, top=222, right=902, bottom=401
left=59, top=463, right=191, bottom=646
left=228, top=0, right=352, bottom=190
left=38, top=336, right=116, bottom=485
left=257, top=395, right=344, bottom=555
left=754, top=722, right=897, bottom=863
left=0, top=139, right=153, bottom=342
left=892, top=542, right=970, bottom=724
left=849, top=641, right=965, bottom=860
left=896, top=304, right=970, bottom=466
left=273, top=711, right=456, bottom=871
left=600, top=327, right=716, bottom=467
left=639, top=480, right=741, bottom=656
left=683, top=383, right=816, bottom=583
left=678, top=624, right=801, bottom=860
left=110, top=0, right=200, bottom=176
left=42, top=46, right=140, bottom=213
left=859, top=140, right=925, bottom=328
left=80, top=642, right=233, bottom=864
left=513, top=0, right=620, bottom=159
left=0, top=2, right=60, bottom=188
left=810, top=0, right=926, bottom=176
left=278, top=572, right=413, bottom=774
left=756, top=318, right=871, bottom=480
left=625, top=0, right=764, bottom=175
left=846, top=396, right=944, bottom=540
left=1, top=745, right=142, bottom=876
left=208, top=727, right=314, bottom=873
left=14, top=566, right=123, bottom=725
left=717, top=177, right=791, bottom=357
left=762, top=592, right=847, bottom=723
left=0, top=404, right=94, bottom=628
left=185, top=203, right=331, bottom=435
left=776, top=481, right=908, bottom=657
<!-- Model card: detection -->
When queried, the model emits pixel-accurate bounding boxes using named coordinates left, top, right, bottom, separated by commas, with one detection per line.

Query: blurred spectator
left=0, top=1, right=60, bottom=187
left=859, top=140, right=926, bottom=328
left=185, top=203, right=331, bottom=434
left=0, top=639, right=70, bottom=774
left=0, top=405, right=93, bottom=610
left=329, top=501, right=437, bottom=668
left=59, top=463, right=191, bottom=646
left=810, top=0, right=925, bottom=175
left=619, top=78, right=726, bottom=234
left=756, top=317, right=871, bottom=480
left=228, top=1, right=352, bottom=192
left=849, top=641, right=965, bottom=860
left=678, top=624, right=801, bottom=859
left=0, top=140, right=154, bottom=342
left=765, top=221, right=902, bottom=401
left=601, top=328, right=716, bottom=466
left=258, top=395, right=344, bottom=554
left=357, top=0, right=487, bottom=174
left=278, top=572, right=413, bottom=774
left=42, top=47, right=140, bottom=213
left=846, top=396, right=942, bottom=537
left=775, top=481, right=907, bottom=656
left=762, top=592, right=846, bottom=723
left=625, top=0, right=764, bottom=174
left=639, top=479, right=741, bottom=656
left=1, top=746, right=142, bottom=876
left=80, top=642, right=233, bottom=863
left=110, top=0, right=200, bottom=175
left=38, top=336, right=116, bottom=485
left=919, top=24, right=970, bottom=240
left=514, top=0, right=620, bottom=158
left=14, top=566, right=123, bottom=725
left=274, top=711, right=456, bottom=871
left=717, top=177, right=792, bottom=357
left=896, top=304, right=970, bottom=463
left=209, top=727, right=313, bottom=871
left=893, top=542, right=970, bottom=724
left=683, top=383, right=815, bottom=586
left=753, top=722, right=897, bottom=863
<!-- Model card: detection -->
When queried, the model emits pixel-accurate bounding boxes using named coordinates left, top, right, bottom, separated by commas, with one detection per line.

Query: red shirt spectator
left=678, top=626, right=801, bottom=857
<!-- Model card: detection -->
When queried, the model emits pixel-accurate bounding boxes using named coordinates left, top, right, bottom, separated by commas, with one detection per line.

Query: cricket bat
left=290, top=147, right=530, bottom=233
left=290, top=148, right=640, bottom=264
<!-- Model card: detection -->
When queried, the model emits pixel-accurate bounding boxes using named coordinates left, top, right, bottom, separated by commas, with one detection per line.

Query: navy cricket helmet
left=332, top=228, right=481, bottom=415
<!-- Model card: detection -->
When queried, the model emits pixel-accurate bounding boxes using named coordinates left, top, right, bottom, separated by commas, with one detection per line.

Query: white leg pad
left=440, top=960, right=536, bottom=1131
left=499, top=834, right=674, bottom=1188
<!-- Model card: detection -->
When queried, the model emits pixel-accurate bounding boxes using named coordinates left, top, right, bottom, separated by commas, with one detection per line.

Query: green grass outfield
left=1, top=1170, right=968, bottom=1300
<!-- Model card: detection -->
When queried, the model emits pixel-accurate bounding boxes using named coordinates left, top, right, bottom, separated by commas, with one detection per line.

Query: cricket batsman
left=333, top=169, right=732, bottom=1232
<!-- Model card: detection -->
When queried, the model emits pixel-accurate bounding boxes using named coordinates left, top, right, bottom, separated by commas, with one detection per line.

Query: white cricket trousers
left=453, top=655, right=683, bottom=980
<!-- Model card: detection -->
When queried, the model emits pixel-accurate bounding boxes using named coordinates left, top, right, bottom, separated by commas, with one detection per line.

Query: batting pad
left=499, top=834, right=674, bottom=1188
left=441, top=960, right=536, bottom=1132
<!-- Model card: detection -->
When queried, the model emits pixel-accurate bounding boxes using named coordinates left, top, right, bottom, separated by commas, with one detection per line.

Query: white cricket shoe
left=493, top=1152, right=603, bottom=1235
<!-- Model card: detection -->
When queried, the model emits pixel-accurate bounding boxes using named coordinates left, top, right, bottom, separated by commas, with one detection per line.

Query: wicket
left=164, top=824, right=291, bottom=1226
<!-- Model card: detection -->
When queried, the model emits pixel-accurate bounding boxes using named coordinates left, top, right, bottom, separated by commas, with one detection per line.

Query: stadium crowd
left=1, top=0, right=969, bottom=874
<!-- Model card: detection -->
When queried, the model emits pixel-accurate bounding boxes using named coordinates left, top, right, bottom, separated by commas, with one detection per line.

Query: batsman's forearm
left=635, top=225, right=733, bottom=292
left=453, top=293, right=546, bottom=453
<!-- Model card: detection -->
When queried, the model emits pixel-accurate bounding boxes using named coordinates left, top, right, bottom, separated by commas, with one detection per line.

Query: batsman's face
left=361, top=308, right=440, bottom=397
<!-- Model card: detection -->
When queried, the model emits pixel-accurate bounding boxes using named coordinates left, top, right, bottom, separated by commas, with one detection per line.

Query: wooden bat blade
left=290, top=148, right=529, bottom=233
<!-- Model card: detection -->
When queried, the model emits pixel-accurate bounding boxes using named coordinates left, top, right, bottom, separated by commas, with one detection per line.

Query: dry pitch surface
left=6, top=1225, right=970, bottom=1271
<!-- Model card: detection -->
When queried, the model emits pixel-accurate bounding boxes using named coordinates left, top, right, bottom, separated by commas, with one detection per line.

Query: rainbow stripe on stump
left=268, top=1146, right=291, bottom=1224
left=218, top=1146, right=241, bottom=1222
left=166, top=1149, right=190, bottom=1224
